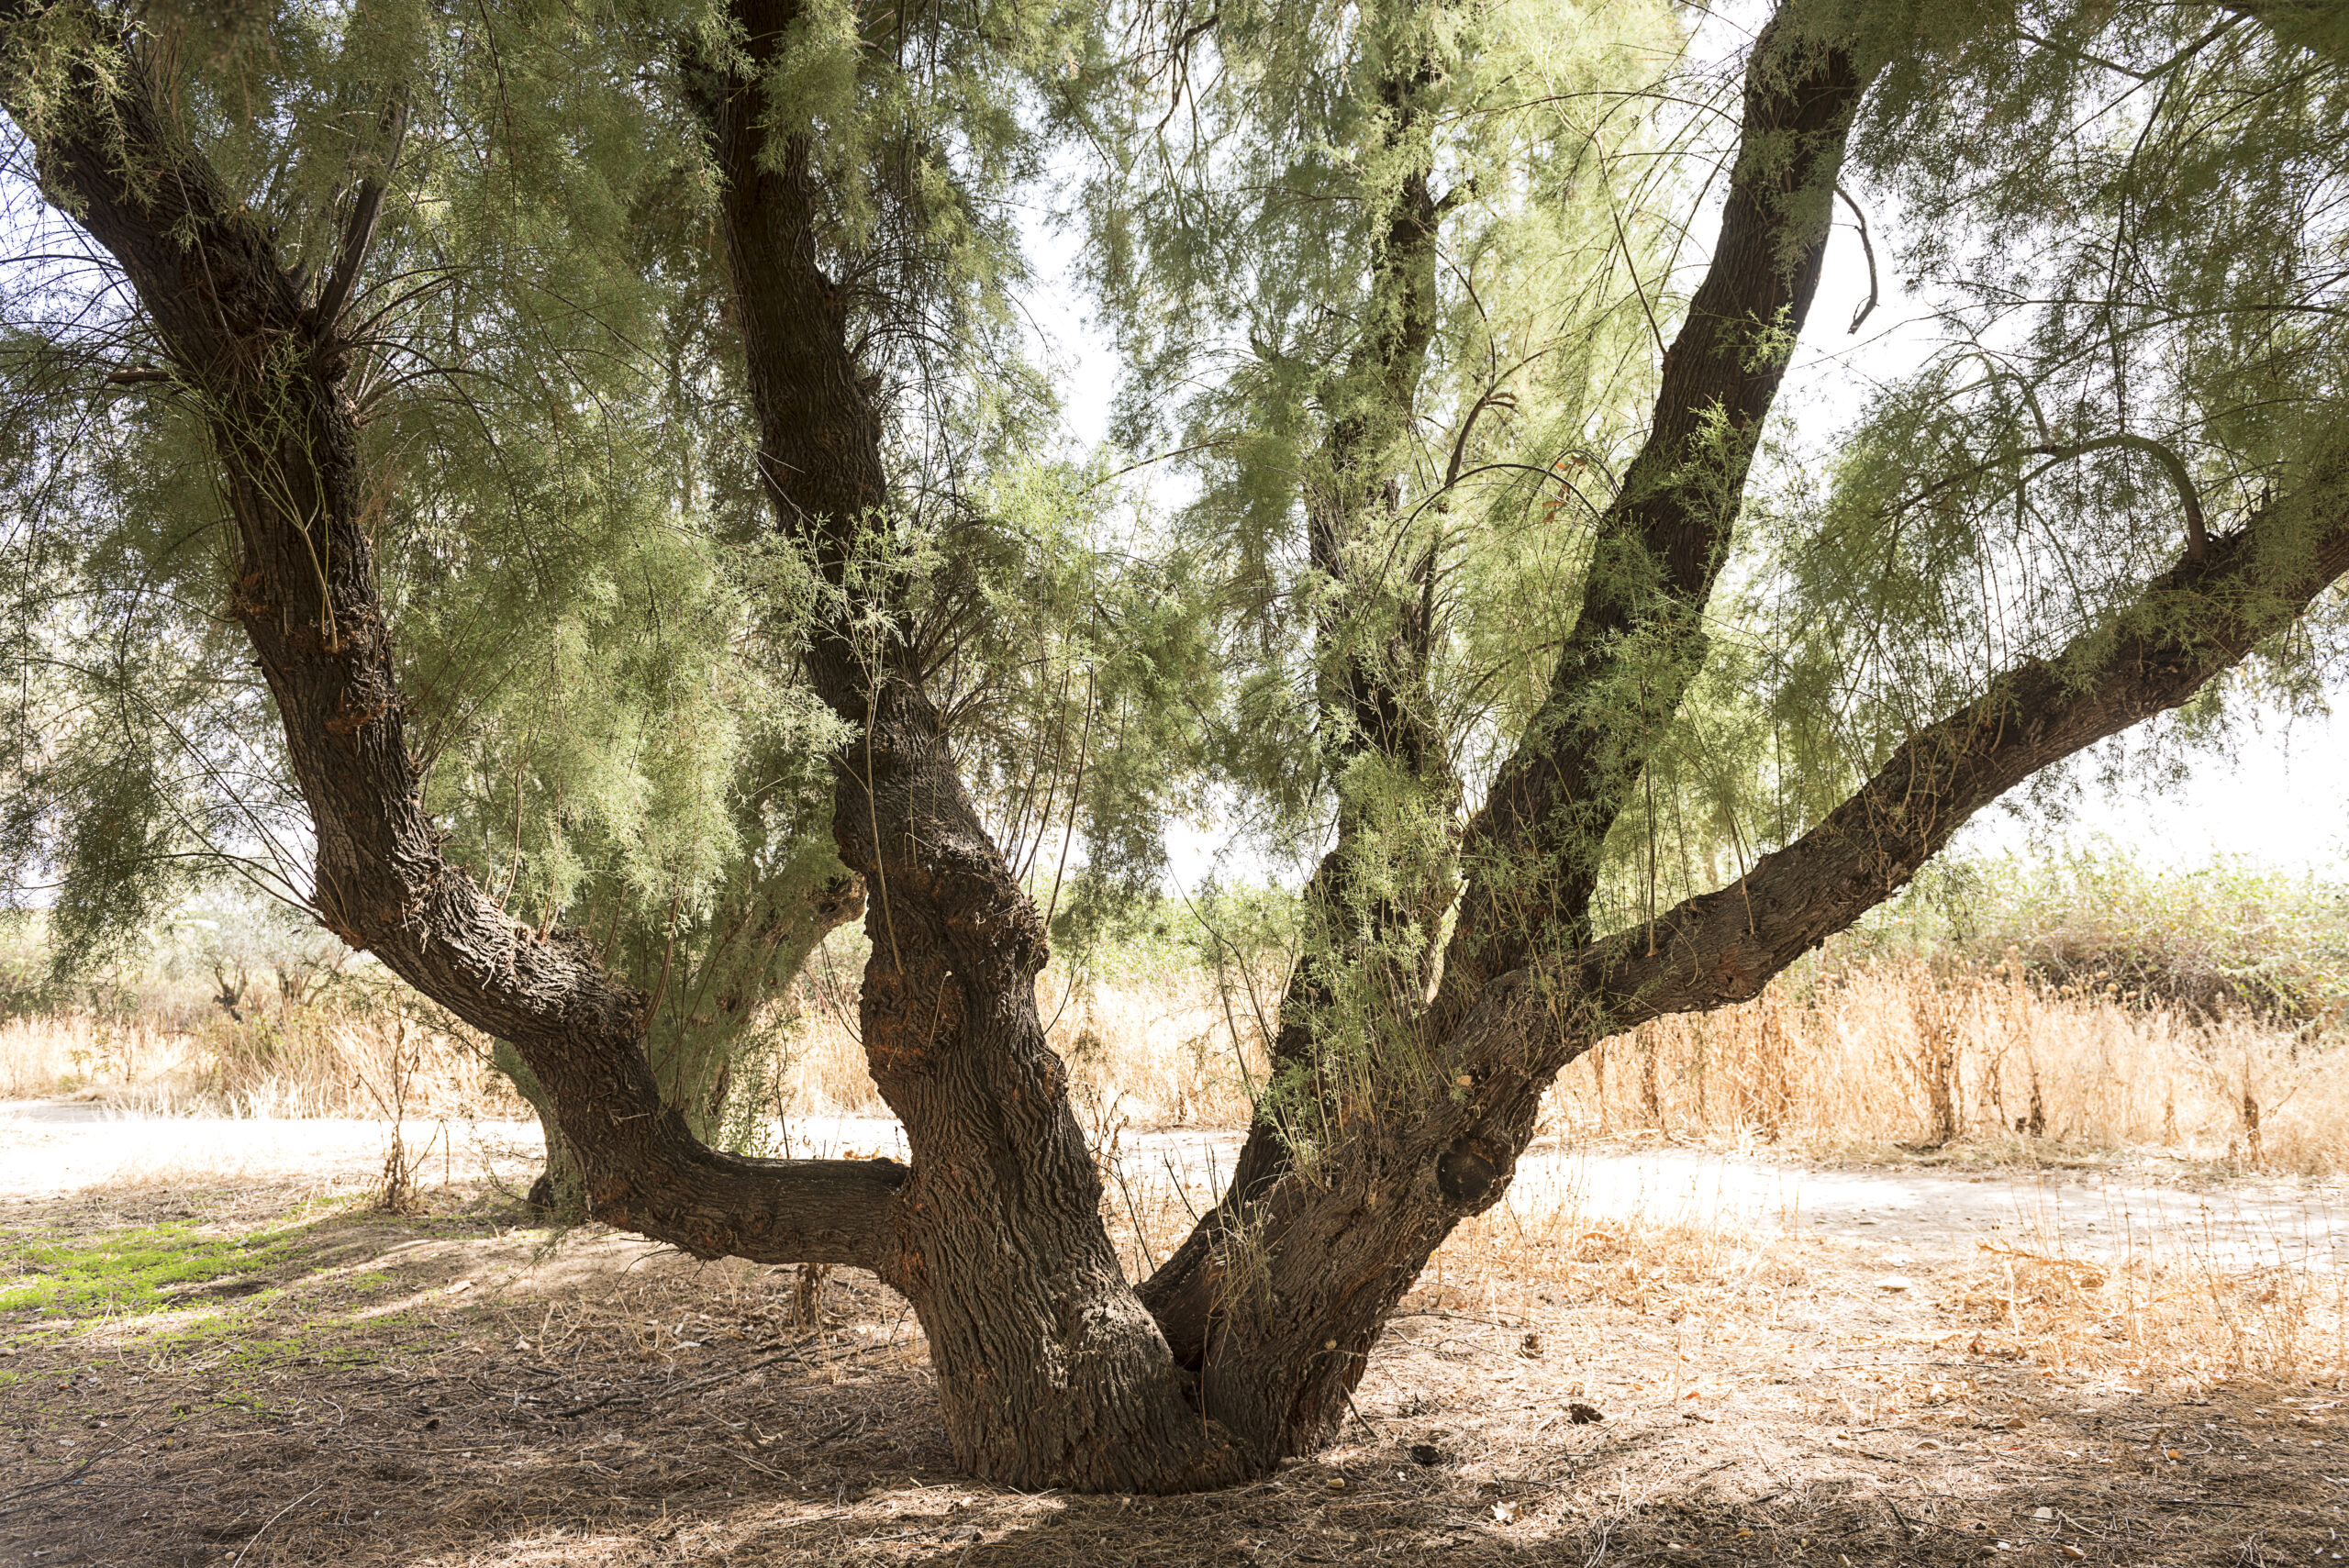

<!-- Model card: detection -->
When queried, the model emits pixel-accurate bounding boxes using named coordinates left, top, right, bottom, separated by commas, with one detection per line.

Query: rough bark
left=1414, top=434, right=2349, bottom=1167
left=704, top=0, right=1244, bottom=1491
left=1142, top=26, right=1462, bottom=1358
left=1568, top=449, right=2349, bottom=1035
left=1147, top=407, right=2349, bottom=1465
left=1141, top=17, right=1875, bottom=1441
left=516, top=870, right=867, bottom=1214
left=1429, top=24, right=1865, bottom=1030
left=1134, top=6, right=2349, bottom=1462
left=0, top=5, right=904, bottom=1270
left=5, top=0, right=1230, bottom=1493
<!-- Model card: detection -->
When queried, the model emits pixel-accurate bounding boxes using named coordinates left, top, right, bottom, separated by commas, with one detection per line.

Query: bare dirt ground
left=4, top=1106, right=2347, bottom=1567
left=778, top=1114, right=2349, bottom=1273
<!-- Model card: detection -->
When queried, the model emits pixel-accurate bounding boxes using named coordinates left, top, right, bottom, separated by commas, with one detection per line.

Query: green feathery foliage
left=0, top=5, right=864, bottom=1158
left=1084, top=0, right=1693, bottom=1138
left=1693, top=0, right=2349, bottom=900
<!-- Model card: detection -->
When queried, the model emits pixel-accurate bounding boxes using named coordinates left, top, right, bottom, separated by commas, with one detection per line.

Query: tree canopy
left=0, top=0, right=2343, bottom=1494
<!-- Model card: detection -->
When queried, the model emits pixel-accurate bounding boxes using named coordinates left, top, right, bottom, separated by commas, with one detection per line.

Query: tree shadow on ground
left=1, top=1179, right=2340, bottom=1566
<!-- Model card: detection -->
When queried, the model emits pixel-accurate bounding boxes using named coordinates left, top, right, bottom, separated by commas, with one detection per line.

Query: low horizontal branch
left=582, top=1151, right=908, bottom=1268
left=1545, top=418, right=2349, bottom=1051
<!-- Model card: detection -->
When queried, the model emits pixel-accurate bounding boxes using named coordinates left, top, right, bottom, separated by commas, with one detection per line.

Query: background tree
left=1085, top=0, right=1691, bottom=1309
left=0, top=0, right=2343, bottom=1496
left=0, top=1, right=864, bottom=1192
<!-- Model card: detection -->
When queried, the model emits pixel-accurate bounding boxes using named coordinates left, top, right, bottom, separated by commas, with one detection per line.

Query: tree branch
left=1424, top=17, right=1871, bottom=1041
left=1894, top=430, right=2210, bottom=562
left=312, top=86, right=411, bottom=335
left=2027, top=434, right=2209, bottom=561
left=1148, top=415, right=2349, bottom=1462
left=1836, top=183, right=1878, bottom=334
left=706, top=2, right=1240, bottom=1488
left=0, top=3, right=904, bottom=1274
left=1540, top=424, right=2349, bottom=1054
left=2215, top=1, right=2349, bottom=64
left=1138, top=26, right=1466, bottom=1349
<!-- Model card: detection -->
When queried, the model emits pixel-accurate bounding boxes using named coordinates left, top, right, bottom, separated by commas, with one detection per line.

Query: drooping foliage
left=0, top=4, right=879, bottom=1165
left=1717, top=0, right=2349, bottom=883
left=0, top=6, right=751, bottom=946
left=1091, top=0, right=1687, bottom=834
left=1, top=0, right=2345, bottom=1494
left=1074, top=0, right=1712, bottom=1144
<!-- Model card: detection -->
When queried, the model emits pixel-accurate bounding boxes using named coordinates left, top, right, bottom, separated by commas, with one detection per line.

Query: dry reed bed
left=792, top=955, right=2348, bottom=1173
left=0, top=1006, right=522, bottom=1120
left=1546, top=958, right=2349, bottom=1171
left=766, top=962, right=1278, bottom=1128
left=9, top=958, right=2346, bottom=1181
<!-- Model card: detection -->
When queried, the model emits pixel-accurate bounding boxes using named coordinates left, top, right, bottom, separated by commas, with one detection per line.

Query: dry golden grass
left=0, top=1015, right=93, bottom=1100
left=1548, top=957, right=2349, bottom=1172
left=8, top=933, right=2343, bottom=1562
left=0, top=1004, right=525, bottom=1121
left=785, top=944, right=2349, bottom=1176
left=10, top=953, right=2344, bottom=1188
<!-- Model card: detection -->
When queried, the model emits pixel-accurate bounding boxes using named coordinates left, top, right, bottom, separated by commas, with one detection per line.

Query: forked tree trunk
left=12, top=0, right=2349, bottom=1494
left=1141, top=17, right=1875, bottom=1447
left=701, top=2, right=1243, bottom=1488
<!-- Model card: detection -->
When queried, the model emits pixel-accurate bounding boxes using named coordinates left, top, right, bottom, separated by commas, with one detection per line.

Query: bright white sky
left=1789, top=196, right=2349, bottom=875
left=1013, top=93, right=2349, bottom=885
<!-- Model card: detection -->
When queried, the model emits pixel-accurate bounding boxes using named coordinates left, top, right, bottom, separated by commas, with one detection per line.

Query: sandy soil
left=4, top=1103, right=2347, bottom=1566
left=9, top=1098, right=2346, bottom=1268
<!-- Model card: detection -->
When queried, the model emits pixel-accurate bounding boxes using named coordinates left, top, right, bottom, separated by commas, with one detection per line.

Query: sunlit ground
left=3, top=1123, right=2345, bottom=1567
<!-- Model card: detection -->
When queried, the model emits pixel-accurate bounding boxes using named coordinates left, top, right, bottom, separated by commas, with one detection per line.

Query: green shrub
left=1876, top=846, right=2348, bottom=1025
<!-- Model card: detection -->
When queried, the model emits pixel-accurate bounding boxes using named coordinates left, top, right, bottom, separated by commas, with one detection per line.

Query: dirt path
left=5, top=1114, right=2346, bottom=1567
left=0, top=1099, right=544, bottom=1199
left=10, top=1100, right=2347, bottom=1271
left=784, top=1113, right=2349, bottom=1272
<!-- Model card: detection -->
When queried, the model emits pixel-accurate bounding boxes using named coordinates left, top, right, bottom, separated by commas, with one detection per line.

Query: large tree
left=2, top=0, right=2343, bottom=1493
left=0, top=0, right=865, bottom=1190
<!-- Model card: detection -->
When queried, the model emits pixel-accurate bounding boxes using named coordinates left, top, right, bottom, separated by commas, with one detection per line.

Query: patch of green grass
left=0, top=1223, right=303, bottom=1317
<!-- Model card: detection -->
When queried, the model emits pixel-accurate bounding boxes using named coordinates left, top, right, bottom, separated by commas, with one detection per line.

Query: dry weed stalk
left=0, top=1002, right=523, bottom=1120
left=1550, top=959, right=2349, bottom=1171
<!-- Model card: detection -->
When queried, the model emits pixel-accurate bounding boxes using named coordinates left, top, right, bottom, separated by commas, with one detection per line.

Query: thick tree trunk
left=1148, top=414, right=2349, bottom=1464
left=16, top=0, right=2349, bottom=1499
left=703, top=1, right=1243, bottom=1490
left=1136, top=6, right=2349, bottom=1462
left=1143, top=18, right=1876, bottom=1448
left=5, top=0, right=1232, bottom=1493
left=1426, top=24, right=1867, bottom=1029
